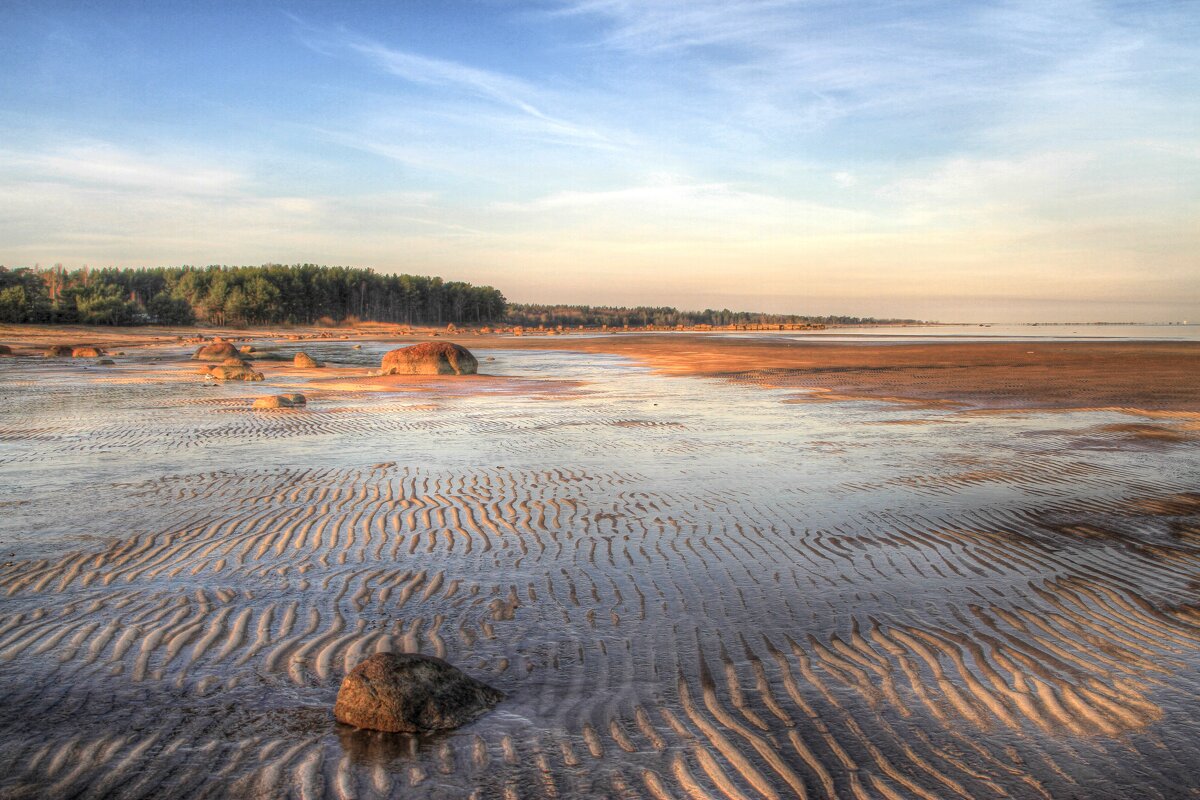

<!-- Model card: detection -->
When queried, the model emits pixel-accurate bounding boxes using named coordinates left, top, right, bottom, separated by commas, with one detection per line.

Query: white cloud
left=0, top=142, right=243, bottom=195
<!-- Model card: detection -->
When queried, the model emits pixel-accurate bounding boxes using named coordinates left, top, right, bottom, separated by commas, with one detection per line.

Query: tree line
left=0, top=263, right=920, bottom=328
left=0, top=264, right=506, bottom=326
left=505, top=303, right=920, bottom=328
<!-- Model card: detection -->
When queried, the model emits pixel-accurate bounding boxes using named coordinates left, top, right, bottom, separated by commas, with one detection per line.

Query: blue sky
left=1, top=0, right=1197, bottom=321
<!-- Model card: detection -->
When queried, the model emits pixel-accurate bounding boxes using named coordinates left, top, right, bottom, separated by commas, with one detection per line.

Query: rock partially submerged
left=0, top=345, right=11, bottom=356
left=252, top=393, right=306, bottom=409
left=45, top=345, right=73, bottom=357
left=72, top=346, right=104, bottom=358
left=381, top=342, right=478, bottom=376
left=294, top=352, right=323, bottom=368
left=194, top=341, right=239, bottom=361
left=207, top=365, right=263, bottom=381
left=334, top=653, right=503, bottom=733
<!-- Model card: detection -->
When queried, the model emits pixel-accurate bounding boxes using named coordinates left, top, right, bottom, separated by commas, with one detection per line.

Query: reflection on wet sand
left=0, top=336, right=1198, bottom=799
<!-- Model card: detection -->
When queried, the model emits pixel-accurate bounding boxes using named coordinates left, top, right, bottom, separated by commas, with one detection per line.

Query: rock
left=45, top=345, right=73, bottom=357
left=0, top=345, right=11, bottom=356
left=194, top=342, right=239, bottom=361
left=96, top=359, right=115, bottom=366
left=72, top=346, right=104, bottom=358
left=334, top=653, right=504, bottom=733
left=239, top=345, right=255, bottom=354
left=380, top=342, right=478, bottom=376
left=352, top=344, right=362, bottom=350
left=222, top=357, right=251, bottom=368
left=252, top=393, right=306, bottom=409
left=294, top=352, right=322, bottom=368
left=208, top=365, right=264, bottom=381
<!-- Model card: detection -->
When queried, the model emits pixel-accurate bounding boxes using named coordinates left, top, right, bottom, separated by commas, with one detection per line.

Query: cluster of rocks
left=43, top=344, right=106, bottom=358
left=193, top=341, right=264, bottom=380
left=189, top=339, right=482, bottom=384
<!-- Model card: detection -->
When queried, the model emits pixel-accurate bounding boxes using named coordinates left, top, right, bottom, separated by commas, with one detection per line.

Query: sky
left=1, top=0, right=1197, bottom=322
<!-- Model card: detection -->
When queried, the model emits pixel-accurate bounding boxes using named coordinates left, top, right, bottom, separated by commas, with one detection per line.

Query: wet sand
left=476, top=333, right=1200, bottom=411
left=0, top=327, right=1198, bottom=799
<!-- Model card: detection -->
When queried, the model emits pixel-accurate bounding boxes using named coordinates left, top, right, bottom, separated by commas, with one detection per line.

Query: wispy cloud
left=0, top=142, right=243, bottom=195
left=293, top=20, right=619, bottom=150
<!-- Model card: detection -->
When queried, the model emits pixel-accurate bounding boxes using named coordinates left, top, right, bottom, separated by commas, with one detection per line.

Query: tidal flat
left=1, top=330, right=1198, bottom=799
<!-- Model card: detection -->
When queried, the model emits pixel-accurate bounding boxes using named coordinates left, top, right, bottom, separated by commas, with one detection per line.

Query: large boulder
left=334, top=653, right=503, bottom=733
left=72, top=346, right=104, bottom=358
left=208, top=365, right=264, bottom=381
left=381, top=342, right=478, bottom=376
left=294, top=352, right=323, bottom=368
left=194, top=341, right=239, bottom=361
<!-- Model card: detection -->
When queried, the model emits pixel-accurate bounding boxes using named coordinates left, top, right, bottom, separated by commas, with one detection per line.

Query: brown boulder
left=252, top=396, right=284, bottom=409
left=294, top=352, right=322, bottom=368
left=209, top=365, right=264, bottom=381
left=239, top=345, right=255, bottom=354
left=194, top=342, right=239, bottom=361
left=252, top=393, right=306, bottom=409
left=334, top=653, right=503, bottom=733
left=222, top=357, right=251, bottom=368
left=380, top=342, right=478, bottom=376
left=72, top=346, right=104, bottom=358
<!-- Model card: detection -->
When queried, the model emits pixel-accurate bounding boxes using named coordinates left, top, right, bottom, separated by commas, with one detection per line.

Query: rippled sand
left=1, top=337, right=1198, bottom=799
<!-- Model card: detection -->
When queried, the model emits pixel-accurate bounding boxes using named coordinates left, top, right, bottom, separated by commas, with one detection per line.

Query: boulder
left=222, top=357, right=251, bottom=368
left=380, top=342, right=478, bottom=376
left=252, top=393, right=306, bottom=409
left=96, top=359, right=115, bottom=366
left=0, top=345, right=11, bottom=356
left=72, top=346, right=104, bottom=358
left=239, top=345, right=256, bottom=354
left=194, top=341, right=239, bottom=361
left=294, top=352, right=322, bottom=368
left=334, top=653, right=503, bottom=733
left=208, top=365, right=264, bottom=381
left=44, top=345, right=72, bottom=357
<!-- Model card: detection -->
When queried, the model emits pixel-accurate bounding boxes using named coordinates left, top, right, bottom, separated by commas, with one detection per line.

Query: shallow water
left=0, top=345, right=1198, bottom=799
left=764, top=323, right=1200, bottom=342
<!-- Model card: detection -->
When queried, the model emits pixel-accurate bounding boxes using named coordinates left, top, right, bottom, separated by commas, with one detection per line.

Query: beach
left=1, top=326, right=1198, bottom=799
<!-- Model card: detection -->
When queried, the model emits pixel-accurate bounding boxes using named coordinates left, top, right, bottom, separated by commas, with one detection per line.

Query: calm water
left=784, top=323, right=1200, bottom=342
